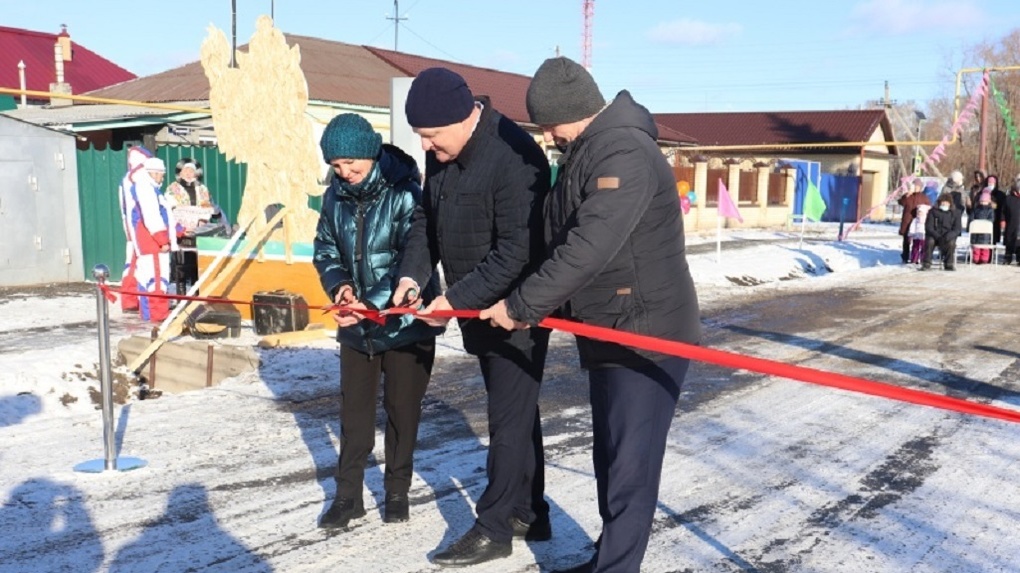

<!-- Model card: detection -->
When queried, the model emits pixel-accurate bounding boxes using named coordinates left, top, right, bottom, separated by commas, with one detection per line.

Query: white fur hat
left=950, top=170, right=963, bottom=184
left=143, top=157, right=166, bottom=172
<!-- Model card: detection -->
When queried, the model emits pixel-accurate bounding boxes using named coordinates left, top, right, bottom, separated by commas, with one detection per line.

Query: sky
left=4, top=0, right=1019, bottom=113
left=5, top=225, right=1020, bottom=572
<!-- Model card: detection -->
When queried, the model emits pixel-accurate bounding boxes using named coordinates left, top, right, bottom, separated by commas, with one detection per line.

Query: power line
left=398, top=22, right=464, bottom=63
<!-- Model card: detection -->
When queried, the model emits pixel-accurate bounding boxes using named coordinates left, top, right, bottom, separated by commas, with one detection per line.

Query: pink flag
left=717, top=179, right=743, bottom=223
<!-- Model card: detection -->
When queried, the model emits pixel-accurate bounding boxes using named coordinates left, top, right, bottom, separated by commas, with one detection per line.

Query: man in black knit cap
left=481, top=56, right=702, bottom=573
left=392, top=67, right=552, bottom=567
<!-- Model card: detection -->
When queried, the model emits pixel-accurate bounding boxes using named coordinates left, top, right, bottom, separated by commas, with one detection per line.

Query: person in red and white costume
left=118, top=152, right=180, bottom=322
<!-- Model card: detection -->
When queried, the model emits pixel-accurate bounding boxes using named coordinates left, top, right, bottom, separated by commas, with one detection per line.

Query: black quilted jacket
left=399, top=97, right=551, bottom=356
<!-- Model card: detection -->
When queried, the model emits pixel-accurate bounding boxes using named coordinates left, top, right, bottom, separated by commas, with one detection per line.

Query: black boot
left=510, top=514, right=552, bottom=541
left=384, top=492, right=409, bottom=523
left=318, top=497, right=366, bottom=529
left=432, top=528, right=511, bottom=567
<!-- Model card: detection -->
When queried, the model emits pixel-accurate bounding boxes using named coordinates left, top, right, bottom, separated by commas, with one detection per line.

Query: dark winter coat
left=506, top=90, right=702, bottom=369
left=399, top=97, right=551, bottom=357
left=925, top=206, right=961, bottom=243
left=1003, top=191, right=1020, bottom=241
left=313, top=144, right=443, bottom=356
left=970, top=203, right=995, bottom=245
left=898, top=191, right=931, bottom=236
left=991, top=187, right=1007, bottom=225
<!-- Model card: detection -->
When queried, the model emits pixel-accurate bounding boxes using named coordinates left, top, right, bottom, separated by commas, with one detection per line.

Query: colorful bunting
left=842, top=70, right=991, bottom=239
left=991, top=76, right=1020, bottom=163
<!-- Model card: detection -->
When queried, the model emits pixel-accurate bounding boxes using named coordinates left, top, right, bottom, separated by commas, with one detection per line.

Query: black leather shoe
left=384, top=492, right=409, bottom=523
left=318, top=497, right=366, bottom=529
left=432, top=528, right=511, bottom=567
left=552, top=556, right=596, bottom=573
left=510, top=515, right=552, bottom=541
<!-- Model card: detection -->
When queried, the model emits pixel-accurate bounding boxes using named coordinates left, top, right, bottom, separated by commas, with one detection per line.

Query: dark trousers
left=923, top=237, right=956, bottom=268
left=170, top=250, right=198, bottom=295
left=472, top=340, right=550, bottom=544
left=1005, top=231, right=1019, bottom=264
left=336, top=339, right=435, bottom=498
left=588, top=357, right=690, bottom=573
left=900, top=234, right=911, bottom=263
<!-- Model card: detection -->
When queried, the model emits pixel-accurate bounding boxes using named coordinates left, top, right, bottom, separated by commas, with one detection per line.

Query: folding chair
left=967, top=219, right=996, bottom=265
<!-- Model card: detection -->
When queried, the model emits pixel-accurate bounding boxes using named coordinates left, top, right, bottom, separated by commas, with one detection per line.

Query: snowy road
left=3, top=235, right=1020, bottom=572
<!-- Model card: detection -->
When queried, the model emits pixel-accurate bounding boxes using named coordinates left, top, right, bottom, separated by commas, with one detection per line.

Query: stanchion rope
left=100, top=285, right=1020, bottom=425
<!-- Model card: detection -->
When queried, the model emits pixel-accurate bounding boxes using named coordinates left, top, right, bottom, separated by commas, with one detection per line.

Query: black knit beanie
left=526, top=57, right=605, bottom=125
left=320, top=113, right=382, bottom=162
left=405, top=68, right=475, bottom=128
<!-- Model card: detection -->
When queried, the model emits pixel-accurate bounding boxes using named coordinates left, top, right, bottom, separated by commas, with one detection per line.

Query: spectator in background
left=986, top=174, right=1007, bottom=245
left=923, top=179, right=940, bottom=206
left=942, top=170, right=969, bottom=227
left=922, top=193, right=961, bottom=271
left=969, top=169, right=986, bottom=212
left=164, top=159, right=214, bottom=296
left=165, top=159, right=213, bottom=212
left=909, top=203, right=931, bottom=264
left=1001, top=176, right=1020, bottom=265
left=969, top=190, right=995, bottom=264
left=898, top=178, right=931, bottom=264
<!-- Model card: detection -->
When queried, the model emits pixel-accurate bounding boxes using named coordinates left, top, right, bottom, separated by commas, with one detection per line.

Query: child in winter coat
left=970, top=191, right=995, bottom=264
left=909, top=203, right=931, bottom=264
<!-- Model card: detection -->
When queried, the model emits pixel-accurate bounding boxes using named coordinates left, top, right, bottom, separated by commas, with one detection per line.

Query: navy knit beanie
left=405, top=68, right=475, bottom=128
left=319, top=113, right=382, bottom=162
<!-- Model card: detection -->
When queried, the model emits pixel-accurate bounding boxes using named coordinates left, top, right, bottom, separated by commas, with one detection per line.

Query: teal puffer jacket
left=313, top=144, right=443, bottom=355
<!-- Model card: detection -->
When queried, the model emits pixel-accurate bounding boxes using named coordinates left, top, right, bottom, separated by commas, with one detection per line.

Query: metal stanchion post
left=74, top=264, right=147, bottom=474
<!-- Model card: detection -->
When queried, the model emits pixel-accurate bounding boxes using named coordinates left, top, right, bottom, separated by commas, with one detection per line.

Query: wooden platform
left=196, top=236, right=333, bottom=328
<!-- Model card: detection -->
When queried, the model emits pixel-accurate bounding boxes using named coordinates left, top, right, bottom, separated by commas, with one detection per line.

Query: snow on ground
left=3, top=223, right=1016, bottom=572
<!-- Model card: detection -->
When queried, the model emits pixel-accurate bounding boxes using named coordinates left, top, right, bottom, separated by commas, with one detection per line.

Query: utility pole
left=230, top=0, right=237, bottom=68
left=582, top=0, right=594, bottom=69
left=386, top=1, right=408, bottom=51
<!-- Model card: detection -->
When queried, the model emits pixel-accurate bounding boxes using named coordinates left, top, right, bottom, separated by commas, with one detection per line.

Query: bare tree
left=924, top=28, right=1020, bottom=182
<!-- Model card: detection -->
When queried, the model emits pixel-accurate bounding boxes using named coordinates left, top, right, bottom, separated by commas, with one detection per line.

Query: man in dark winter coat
left=481, top=57, right=701, bottom=573
left=392, top=68, right=552, bottom=567
left=922, top=194, right=962, bottom=271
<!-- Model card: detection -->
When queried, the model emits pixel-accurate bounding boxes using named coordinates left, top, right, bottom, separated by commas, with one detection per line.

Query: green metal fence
left=76, top=144, right=247, bottom=281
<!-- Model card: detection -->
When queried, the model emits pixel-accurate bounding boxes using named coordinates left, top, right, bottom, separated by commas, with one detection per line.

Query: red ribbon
left=98, top=285, right=1020, bottom=425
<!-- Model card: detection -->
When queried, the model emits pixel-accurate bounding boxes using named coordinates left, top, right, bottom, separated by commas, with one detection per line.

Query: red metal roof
left=0, top=25, right=135, bottom=95
left=79, top=33, right=696, bottom=145
left=653, top=109, right=891, bottom=151
left=366, top=46, right=535, bottom=125
left=87, top=34, right=408, bottom=108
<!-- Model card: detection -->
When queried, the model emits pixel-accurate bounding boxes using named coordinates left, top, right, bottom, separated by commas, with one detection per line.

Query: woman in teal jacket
left=312, top=113, right=442, bottom=530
